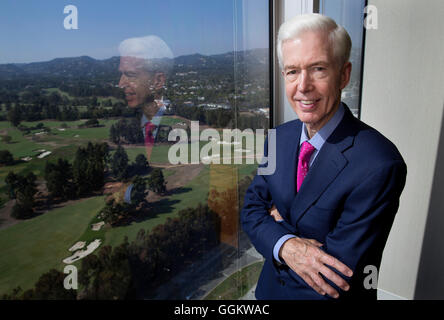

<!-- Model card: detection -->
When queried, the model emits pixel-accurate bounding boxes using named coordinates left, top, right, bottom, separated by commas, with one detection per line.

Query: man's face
left=282, top=31, right=351, bottom=133
left=118, top=56, right=155, bottom=108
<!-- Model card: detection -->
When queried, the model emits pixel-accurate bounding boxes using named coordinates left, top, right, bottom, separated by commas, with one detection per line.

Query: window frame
left=271, top=0, right=368, bottom=125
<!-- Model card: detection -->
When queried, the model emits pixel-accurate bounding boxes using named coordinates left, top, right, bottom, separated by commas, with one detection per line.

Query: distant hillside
left=0, top=49, right=269, bottom=81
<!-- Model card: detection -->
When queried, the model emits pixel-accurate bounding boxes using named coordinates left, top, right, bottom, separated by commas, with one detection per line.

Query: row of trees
left=110, top=145, right=151, bottom=180
left=3, top=201, right=222, bottom=299
left=5, top=102, right=136, bottom=127
left=78, top=203, right=220, bottom=299
left=44, top=142, right=109, bottom=201
left=7, top=104, right=79, bottom=126
left=109, top=118, right=144, bottom=145
left=2, top=172, right=255, bottom=300
left=174, top=105, right=232, bottom=128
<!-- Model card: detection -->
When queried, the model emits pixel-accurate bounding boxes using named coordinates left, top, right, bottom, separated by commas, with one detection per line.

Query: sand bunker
left=69, top=241, right=86, bottom=252
left=91, top=221, right=105, bottom=231
left=63, top=239, right=102, bottom=264
left=37, top=151, right=52, bottom=159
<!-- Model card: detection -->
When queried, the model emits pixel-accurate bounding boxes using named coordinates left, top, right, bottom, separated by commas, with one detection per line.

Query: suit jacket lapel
left=275, top=121, right=301, bottom=223
left=288, top=106, right=357, bottom=226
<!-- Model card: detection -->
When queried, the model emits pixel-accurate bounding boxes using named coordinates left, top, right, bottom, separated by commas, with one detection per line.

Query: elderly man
left=118, top=35, right=173, bottom=160
left=116, top=35, right=173, bottom=203
left=241, top=14, right=407, bottom=300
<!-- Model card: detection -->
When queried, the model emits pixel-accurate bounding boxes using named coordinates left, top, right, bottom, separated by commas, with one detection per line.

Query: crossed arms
left=241, top=160, right=407, bottom=299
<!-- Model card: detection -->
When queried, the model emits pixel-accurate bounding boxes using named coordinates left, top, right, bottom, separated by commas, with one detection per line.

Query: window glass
left=0, top=0, right=269, bottom=300
left=319, top=0, right=367, bottom=117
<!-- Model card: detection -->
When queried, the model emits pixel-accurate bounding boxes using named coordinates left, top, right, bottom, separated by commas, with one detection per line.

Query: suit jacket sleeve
left=241, top=137, right=296, bottom=262
left=320, top=159, right=407, bottom=295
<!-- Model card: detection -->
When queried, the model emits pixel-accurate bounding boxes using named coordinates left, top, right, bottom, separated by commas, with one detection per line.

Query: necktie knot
left=297, top=141, right=316, bottom=192
left=299, top=141, right=315, bottom=162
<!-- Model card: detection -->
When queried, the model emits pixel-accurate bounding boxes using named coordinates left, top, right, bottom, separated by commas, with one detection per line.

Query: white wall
left=360, top=0, right=444, bottom=299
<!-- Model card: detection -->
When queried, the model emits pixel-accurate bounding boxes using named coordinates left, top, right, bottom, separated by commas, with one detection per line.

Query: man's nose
left=118, top=75, right=127, bottom=88
left=297, top=70, right=313, bottom=93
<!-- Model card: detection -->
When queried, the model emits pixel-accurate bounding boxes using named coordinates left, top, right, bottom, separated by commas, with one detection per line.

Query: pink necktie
left=144, top=121, right=156, bottom=146
left=297, top=141, right=315, bottom=192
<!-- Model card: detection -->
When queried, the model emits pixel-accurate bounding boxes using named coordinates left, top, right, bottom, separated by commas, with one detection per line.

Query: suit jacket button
left=279, top=279, right=285, bottom=286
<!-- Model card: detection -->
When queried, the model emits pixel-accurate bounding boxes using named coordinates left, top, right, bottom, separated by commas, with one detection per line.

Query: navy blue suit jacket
left=241, top=105, right=407, bottom=300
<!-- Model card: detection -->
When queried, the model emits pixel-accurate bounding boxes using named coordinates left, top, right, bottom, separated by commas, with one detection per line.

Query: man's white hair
left=277, top=13, right=352, bottom=69
left=119, top=35, right=174, bottom=76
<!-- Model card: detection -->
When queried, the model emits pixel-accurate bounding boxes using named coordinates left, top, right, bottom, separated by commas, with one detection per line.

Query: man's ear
left=340, top=62, right=352, bottom=90
left=153, top=72, right=166, bottom=90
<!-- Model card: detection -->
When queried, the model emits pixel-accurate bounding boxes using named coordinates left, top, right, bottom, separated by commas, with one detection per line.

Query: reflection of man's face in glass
left=118, top=56, right=155, bottom=108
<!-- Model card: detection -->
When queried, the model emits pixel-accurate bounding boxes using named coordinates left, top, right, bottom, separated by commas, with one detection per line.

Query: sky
left=0, top=0, right=270, bottom=63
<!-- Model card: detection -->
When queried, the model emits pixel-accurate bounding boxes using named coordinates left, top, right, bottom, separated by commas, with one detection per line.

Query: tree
left=84, top=118, right=99, bottom=128
left=5, top=171, right=19, bottom=199
left=101, top=199, right=132, bottom=226
left=147, top=169, right=166, bottom=194
left=111, top=145, right=129, bottom=180
left=10, top=172, right=38, bottom=219
left=44, top=158, right=73, bottom=200
left=22, top=269, right=76, bottom=300
left=72, top=143, right=107, bottom=197
left=72, top=147, right=90, bottom=196
left=78, top=242, right=132, bottom=300
left=0, top=150, right=14, bottom=165
left=1, top=135, right=12, bottom=144
left=133, top=153, right=149, bottom=174
left=130, top=176, right=147, bottom=206
left=7, top=105, right=21, bottom=127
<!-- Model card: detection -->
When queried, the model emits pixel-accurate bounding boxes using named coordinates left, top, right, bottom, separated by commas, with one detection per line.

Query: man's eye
left=314, top=67, right=325, bottom=71
left=287, top=70, right=298, bottom=75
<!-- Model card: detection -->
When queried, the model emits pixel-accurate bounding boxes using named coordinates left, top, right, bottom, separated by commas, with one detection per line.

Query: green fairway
left=0, top=196, right=105, bottom=295
left=0, top=114, right=261, bottom=297
left=103, top=162, right=256, bottom=248
left=103, top=165, right=211, bottom=247
left=0, top=122, right=54, bottom=159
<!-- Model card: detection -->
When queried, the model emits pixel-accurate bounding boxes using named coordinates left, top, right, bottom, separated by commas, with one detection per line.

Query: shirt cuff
left=273, top=234, right=297, bottom=264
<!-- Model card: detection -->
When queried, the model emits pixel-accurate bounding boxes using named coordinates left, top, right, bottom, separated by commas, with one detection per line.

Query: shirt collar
left=299, top=102, right=345, bottom=150
left=141, top=103, right=166, bottom=128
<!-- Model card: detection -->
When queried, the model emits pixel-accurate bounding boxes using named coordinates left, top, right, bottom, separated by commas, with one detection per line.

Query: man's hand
left=280, top=237, right=353, bottom=298
left=269, top=205, right=283, bottom=221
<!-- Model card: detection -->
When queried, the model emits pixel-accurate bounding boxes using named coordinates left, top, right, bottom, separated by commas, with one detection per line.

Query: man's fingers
left=310, top=271, right=339, bottom=299
left=320, top=254, right=353, bottom=277
left=319, top=265, right=350, bottom=292
left=299, top=272, right=326, bottom=296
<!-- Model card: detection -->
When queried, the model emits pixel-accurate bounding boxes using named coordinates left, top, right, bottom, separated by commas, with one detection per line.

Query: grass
left=0, top=196, right=105, bottom=295
left=43, top=88, right=74, bottom=101
left=204, top=261, right=264, bottom=300
left=103, top=163, right=256, bottom=248
left=0, top=115, right=261, bottom=296
left=103, top=165, right=211, bottom=247
left=159, top=117, right=186, bottom=126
